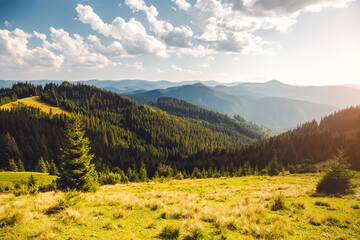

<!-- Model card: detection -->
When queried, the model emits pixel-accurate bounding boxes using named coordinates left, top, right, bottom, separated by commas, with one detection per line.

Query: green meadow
left=0, top=172, right=57, bottom=190
left=0, top=173, right=359, bottom=239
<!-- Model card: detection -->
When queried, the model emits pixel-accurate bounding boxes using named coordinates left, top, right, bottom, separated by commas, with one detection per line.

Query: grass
left=0, top=172, right=57, bottom=190
left=0, top=96, right=70, bottom=115
left=0, top=173, right=359, bottom=239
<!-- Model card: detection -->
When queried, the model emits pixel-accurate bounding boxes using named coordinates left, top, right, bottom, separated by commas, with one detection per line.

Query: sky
left=0, top=0, right=359, bottom=85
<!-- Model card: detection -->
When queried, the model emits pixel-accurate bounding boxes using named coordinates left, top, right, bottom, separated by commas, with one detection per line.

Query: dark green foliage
left=57, top=115, right=98, bottom=192
left=98, top=171, right=128, bottom=185
left=158, top=225, right=180, bottom=239
left=266, top=155, right=282, bottom=176
left=271, top=195, right=285, bottom=211
left=316, top=150, right=355, bottom=195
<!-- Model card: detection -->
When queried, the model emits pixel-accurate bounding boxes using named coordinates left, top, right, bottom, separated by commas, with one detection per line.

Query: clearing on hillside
left=0, top=96, right=70, bottom=115
left=0, top=172, right=57, bottom=190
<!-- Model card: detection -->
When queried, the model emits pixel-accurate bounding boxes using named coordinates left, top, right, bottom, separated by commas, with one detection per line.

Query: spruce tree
left=57, top=115, right=98, bottom=192
left=16, top=159, right=25, bottom=172
left=7, top=159, right=18, bottom=171
left=36, top=157, right=48, bottom=173
left=139, top=162, right=148, bottom=182
left=49, top=159, right=59, bottom=175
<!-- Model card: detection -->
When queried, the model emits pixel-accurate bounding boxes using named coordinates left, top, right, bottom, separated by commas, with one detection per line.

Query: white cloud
left=171, top=0, right=191, bottom=11
left=0, top=28, right=64, bottom=72
left=49, top=27, right=115, bottom=69
left=207, top=56, right=215, bottom=60
left=125, top=0, right=194, bottom=48
left=126, top=61, right=145, bottom=71
left=76, top=4, right=167, bottom=57
left=199, top=63, right=209, bottom=68
left=4, top=21, right=11, bottom=28
left=232, top=57, right=240, bottom=61
left=156, top=68, right=165, bottom=74
left=175, top=0, right=354, bottom=54
left=171, top=64, right=201, bottom=75
left=87, top=35, right=127, bottom=58
left=172, top=7, right=177, bottom=11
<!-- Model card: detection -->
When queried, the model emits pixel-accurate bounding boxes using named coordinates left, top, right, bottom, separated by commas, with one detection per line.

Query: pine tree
left=36, top=157, right=48, bottom=173
left=8, top=159, right=18, bottom=171
left=16, top=159, right=25, bottom=172
left=57, top=115, right=98, bottom=192
left=49, top=159, right=59, bottom=175
left=267, top=154, right=281, bottom=176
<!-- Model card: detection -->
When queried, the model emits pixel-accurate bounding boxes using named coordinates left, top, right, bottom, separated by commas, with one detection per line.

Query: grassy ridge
left=0, top=174, right=359, bottom=239
left=0, top=96, right=70, bottom=115
left=0, top=172, right=57, bottom=190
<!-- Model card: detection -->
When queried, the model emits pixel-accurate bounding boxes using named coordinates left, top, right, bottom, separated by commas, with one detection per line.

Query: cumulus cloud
left=76, top=4, right=167, bottom=57
left=125, top=0, right=193, bottom=48
left=171, top=64, right=201, bottom=75
left=172, top=0, right=191, bottom=11
left=0, top=28, right=64, bottom=72
left=174, top=0, right=354, bottom=54
left=48, top=27, right=116, bottom=69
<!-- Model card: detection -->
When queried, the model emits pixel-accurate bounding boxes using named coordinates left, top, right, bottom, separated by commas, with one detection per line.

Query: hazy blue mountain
left=0, top=79, right=235, bottom=93
left=128, top=83, right=338, bottom=131
left=215, top=80, right=360, bottom=109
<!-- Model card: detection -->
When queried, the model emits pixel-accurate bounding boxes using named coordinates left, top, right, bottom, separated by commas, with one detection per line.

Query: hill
left=0, top=96, right=69, bottom=115
left=150, top=97, right=271, bottom=139
left=127, top=83, right=338, bottom=131
left=208, top=106, right=360, bottom=171
left=0, top=82, right=266, bottom=175
left=1, top=174, right=359, bottom=239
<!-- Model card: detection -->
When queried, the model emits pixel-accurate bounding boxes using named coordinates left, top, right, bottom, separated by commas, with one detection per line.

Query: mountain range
left=2, top=79, right=360, bottom=131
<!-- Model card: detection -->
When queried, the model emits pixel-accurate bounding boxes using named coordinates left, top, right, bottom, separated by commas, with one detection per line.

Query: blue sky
left=0, top=0, right=359, bottom=85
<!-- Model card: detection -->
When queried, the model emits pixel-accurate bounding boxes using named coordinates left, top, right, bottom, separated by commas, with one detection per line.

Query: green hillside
left=0, top=82, right=265, bottom=176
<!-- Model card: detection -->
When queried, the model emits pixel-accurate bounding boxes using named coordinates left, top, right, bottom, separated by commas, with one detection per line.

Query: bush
left=158, top=225, right=180, bottom=239
left=271, top=195, right=285, bottom=211
left=316, top=150, right=355, bottom=195
left=259, top=169, right=268, bottom=175
left=98, top=171, right=128, bottom=185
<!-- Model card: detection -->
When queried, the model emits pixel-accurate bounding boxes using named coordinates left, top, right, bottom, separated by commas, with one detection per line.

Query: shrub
left=316, top=150, right=355, bottom=195
left=271, top=195, right=285, bottom=211
left=259, top=169, right=268, bottom=175
left=184, top=228, right=205, bottom=240
left=158, top=225, right=180, bottom=239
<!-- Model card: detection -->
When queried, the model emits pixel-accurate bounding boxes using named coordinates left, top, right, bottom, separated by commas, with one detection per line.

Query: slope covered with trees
left=0, top=82, right=266, bottom=176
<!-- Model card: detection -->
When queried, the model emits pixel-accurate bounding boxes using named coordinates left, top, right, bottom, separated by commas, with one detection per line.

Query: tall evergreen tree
left=57, top=115, right=98, bottom=192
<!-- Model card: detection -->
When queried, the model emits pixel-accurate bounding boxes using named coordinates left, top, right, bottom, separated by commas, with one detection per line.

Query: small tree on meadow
left=316, top=150, right=355, bottom=195
left=7, top=159, right=18, bottom=171
left=139, top=162, right=148, bottom=182
left=36, top=157, right=48, bottom=173
left=267, top=154, right=281, bottom=176
left=57, top=115, right=98, bottom=192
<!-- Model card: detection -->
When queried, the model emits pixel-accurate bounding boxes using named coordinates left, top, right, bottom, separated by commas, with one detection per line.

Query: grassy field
left=0, top=172, right=57, bottom=190
left=0, top=96, right=70, bottom=115
left=0, top=173, right=359, bottom=239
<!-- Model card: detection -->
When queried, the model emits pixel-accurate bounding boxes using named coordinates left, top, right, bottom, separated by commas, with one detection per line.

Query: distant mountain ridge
left=126, top=83, right=338, bottom=131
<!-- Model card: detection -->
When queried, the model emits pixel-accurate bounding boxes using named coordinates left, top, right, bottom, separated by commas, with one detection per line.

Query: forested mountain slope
left=0, top=82, right=266, bottom=175
left=150, top=97, right=271, bottom=139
